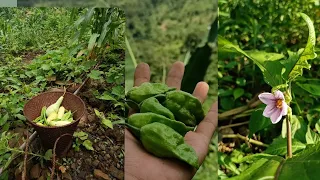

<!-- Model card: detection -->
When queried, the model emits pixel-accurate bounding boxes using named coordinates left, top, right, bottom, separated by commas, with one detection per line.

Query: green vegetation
left=218, top=1, right=320, bottom=179
left=0, top=7, right=125, bottom=179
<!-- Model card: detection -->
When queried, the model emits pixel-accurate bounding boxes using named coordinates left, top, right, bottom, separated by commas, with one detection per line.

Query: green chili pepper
left=128, top=113, right=194, bottom=136
left=164, top=91, right=205, bottom=126
left=126, top=82, right=175, bottom=104
left=140, top=97, right=175, bottom=120
left=140, top=122, right=199, bottom=168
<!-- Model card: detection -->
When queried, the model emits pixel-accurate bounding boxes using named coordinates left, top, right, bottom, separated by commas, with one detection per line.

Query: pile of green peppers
left=125, top=82, right=205, bottom=169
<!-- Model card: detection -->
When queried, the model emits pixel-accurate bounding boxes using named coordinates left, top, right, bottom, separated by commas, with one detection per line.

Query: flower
left=258, top=90, right=288, bottom=124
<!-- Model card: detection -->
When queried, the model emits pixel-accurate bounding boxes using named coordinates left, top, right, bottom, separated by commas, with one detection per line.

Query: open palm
left=125, top=62, right=218, bottom=180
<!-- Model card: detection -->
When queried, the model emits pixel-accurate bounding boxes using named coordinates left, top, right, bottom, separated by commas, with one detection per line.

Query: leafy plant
left=219, top=11, right=320, bottom=179
left=73, top=131, right=94, bottom=151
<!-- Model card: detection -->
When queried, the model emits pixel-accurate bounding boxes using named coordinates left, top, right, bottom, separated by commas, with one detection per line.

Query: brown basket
left=23, top=91, right=87, bottom=156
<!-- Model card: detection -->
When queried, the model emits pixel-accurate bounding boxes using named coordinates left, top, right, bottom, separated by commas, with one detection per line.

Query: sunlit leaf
left=88, top=33, right=100, bottom=53
left=306, top=126, right=320, bottom=144
left=88, top=70, right=103, bottom=80
left=102, top=119, right=113, bottom=129
left=228, top=155, right=283, bottom=180
left=282, top=115, right=308, bottom=143
left=264, top=137, right=306, bottom=155
left=286, top=13, right=317, bottom=81
left=82, top=140, right=94, bottom=151
left=44, top=149, right=53, bottom=160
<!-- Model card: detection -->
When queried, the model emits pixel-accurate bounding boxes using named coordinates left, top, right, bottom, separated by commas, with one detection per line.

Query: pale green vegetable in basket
left=49, top=120, right=71, bottom=126
left=46, top=95, right=64, bottom=117
left=57, top=106, right=65, bottom=119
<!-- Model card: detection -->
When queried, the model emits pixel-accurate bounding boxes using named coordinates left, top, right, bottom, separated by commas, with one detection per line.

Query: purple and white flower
left=258, top=90, right=288, bottom=124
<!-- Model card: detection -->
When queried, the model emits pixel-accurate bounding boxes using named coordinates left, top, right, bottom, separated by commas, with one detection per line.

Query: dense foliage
left=218, top=1, right=320, bottom=179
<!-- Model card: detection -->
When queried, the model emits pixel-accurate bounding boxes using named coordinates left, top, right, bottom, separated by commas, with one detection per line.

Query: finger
left=195, top=102, right=218, bottom=142
left=166, top=61, right=185, bottom=89
left=134, top=63, right=150, bottom=86
left=192, top=82, right=209, bottom=104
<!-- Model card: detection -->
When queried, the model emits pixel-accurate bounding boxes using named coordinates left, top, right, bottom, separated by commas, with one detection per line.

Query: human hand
left=125, top=62, right=218, bottom=180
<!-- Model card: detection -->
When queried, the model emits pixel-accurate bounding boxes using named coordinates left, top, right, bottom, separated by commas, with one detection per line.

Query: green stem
left=125, top=36, right=137, bottom=67
left=286, top=113, right=292, bottom=158
left=1, top=147, right=47, bottom=173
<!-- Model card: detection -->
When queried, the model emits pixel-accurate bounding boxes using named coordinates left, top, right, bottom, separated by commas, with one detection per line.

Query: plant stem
left=286, top=84, right=293, bottom=158
left=218, top=121, right=249, bottom=130
left=286, top=116, right=293, bottom=158
left=222, top=133, right=269, bottom=147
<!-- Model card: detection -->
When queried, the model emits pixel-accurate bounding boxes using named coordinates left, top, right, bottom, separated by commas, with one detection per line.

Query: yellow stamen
left=276, top=99, right=282, bottom=109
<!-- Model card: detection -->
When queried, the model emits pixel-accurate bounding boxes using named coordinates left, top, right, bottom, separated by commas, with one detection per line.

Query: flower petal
left=263, top=104, right=277, bottom=117
left=258, top=93, right=276, bottom=104
left=274, top=90, right=284, bottom=100
left=270, top=109, right=282, bottom=124
left=281, top=101, right=288, bottom=116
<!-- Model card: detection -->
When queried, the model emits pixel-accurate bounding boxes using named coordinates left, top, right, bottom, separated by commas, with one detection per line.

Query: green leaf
left=112, top=86, right=125, bottom=98
left=97, top=20, right=112, bottom=47
left=0, top=113, right=9, bottom=126
left=261, top=60, right=285, bottom=87
left=282, top=116, right=308, bottom=143
left=218, top=152, right=240, bottom=175
left=277, top=143, right=320, bottom=179
left=82, top=140, right=94, bottom=151
left=245, top=50, right=285, bottom=61
left=233, top=88, right=244, bottom=100
left=228, top=155, right=283, bottom=180
left=98, top=92, right=117, bottom=101
left=236, top=153, right=277, bottom=164
left=230, top=149, right=245, bottom=163
left=286, top=13, right=317, bottom=81
left=220, top=97, right=234, bottom=110
left=94, top=109, right=102, bottom=118
left=41, top=64, right=51, bottom=71
left=88, top=33, right=100, bottom=52
left=296, top=82, right=320, bottom=96
left=264, top=137, right=306, bottom=155
left=218, top=35, right=285, bottom=87
left=181, top=44, right=213, bottom=93
left=306, top=126, right=320, bottom=144
left=102, top=119, right=113, bottom=129
left=316, top=121, right=320, bottom=133
left=249, top=104, right=272, bottom=137
left=73, top=131, right=88, bottom=141
left=44, top=149, right=52, bottom=160
left=15, top=114, right=26, bottom=121
left=88, top=70, right=103, bottom=80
